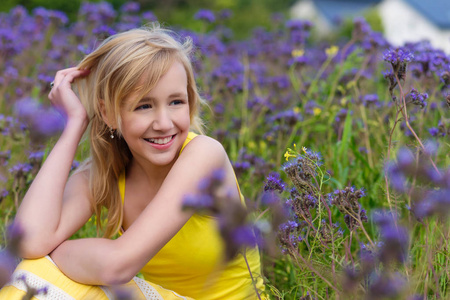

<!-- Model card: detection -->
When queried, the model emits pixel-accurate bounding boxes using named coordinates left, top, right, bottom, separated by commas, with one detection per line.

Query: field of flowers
left=0, top=2, right=449, bottom=299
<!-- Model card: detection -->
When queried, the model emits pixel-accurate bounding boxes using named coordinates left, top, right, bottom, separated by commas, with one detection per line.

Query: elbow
left=19, top=238, right=56, bottom=259
left=101, top=267, right=135, bottom=286
left=11, top=221, right=58, bottom=259
left=100, top=255, right=136, bottom=286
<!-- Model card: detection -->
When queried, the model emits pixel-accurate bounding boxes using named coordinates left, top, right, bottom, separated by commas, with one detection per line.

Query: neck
left=127, top=156, right=176, bottom=189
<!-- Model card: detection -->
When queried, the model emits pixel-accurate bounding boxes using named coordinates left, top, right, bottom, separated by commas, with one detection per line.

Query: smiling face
left=119, top=60, right=190, bottom=169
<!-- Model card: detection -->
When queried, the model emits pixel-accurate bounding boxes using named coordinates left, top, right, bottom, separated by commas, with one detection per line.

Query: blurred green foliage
left=0, top=0, right=296, bottom=39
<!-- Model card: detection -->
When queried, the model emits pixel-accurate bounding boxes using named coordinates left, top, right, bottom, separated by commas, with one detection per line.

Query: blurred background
left=0, top=0, right=297, bottom=39
left=1, top=0, right=449, bottom=51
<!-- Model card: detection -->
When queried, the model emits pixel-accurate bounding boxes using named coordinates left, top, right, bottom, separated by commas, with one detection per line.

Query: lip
left=144, top=134, right=176, bottom=150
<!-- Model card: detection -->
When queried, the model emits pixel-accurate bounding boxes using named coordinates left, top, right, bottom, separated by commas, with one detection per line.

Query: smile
left=144, top=135, right=175, bottom=145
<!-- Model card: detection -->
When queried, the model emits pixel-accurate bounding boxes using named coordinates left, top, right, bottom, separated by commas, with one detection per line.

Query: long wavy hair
left=74, top=24, right=205, bottom=238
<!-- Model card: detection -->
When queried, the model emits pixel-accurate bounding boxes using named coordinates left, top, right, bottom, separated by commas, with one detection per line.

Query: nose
left=152, top=108, right=174, bottom=131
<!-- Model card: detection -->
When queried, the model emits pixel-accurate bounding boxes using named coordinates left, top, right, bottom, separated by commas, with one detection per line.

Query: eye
left=170, top=99, right=185, bottom=106
left=135, top=103, right=152, bottom=110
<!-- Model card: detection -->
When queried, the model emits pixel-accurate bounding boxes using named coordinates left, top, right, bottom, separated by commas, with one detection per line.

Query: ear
left=99, top=99, right=117, bottom=128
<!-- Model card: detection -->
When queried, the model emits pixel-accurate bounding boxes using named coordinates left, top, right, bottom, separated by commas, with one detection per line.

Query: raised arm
left=15, top=68, right=93, bottom=258
left=50, top=135, right=241, bottom=285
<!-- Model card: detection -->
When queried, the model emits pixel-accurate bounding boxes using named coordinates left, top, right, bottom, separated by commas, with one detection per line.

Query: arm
left=50, top=136, right=241, bottom=285
left=15, top=68, right=93, bottom=258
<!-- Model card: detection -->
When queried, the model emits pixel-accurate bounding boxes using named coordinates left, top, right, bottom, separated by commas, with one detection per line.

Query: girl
left=0, top=24, right=264, bottom=299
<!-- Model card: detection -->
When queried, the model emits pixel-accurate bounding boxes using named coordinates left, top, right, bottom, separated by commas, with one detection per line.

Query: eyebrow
left=139, top=93, right=188, bottom=102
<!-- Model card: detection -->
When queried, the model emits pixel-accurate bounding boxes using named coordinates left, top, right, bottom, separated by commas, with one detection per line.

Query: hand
left=48, top=67, right=90, bottom=126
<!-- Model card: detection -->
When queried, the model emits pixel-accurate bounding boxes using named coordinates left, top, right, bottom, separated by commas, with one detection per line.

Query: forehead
left=148, top=61, right=188, bottom=96
left=124, top=61, right=188, bottom=106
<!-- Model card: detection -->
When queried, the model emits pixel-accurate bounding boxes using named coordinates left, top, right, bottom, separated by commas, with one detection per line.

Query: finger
left=52, top=67, right=86, bottom=89
left=58, top=69, right=90, bottom=87
left=49, top=69, right=90, bottom=100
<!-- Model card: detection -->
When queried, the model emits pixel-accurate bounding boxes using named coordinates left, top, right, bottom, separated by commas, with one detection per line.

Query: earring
left=109, top=127, right=115, bottom=139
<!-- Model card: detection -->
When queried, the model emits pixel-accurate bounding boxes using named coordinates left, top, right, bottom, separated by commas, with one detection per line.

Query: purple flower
left=429, top=127, right=439, bottom=136
left=362, top=94, right=380, bottom=107
left=8, top=163, right=32, bottom=175
left=414, top=188, right=450, bottom=220
left=353, top=17, right=371, bottom=37
left=218, top=9, right=232, bottom=20
left=407, top=88, right=428, bottom=108
left=182, top=194, right=214, bottom=211
left=373, top=211, right=409, bottom=264
left=368, top=273, right=406, bottom=298
left=14, top=97, right=65, bottom=139
left=28, top=151, right=45, bottom=161
left=0, top=250, right=16, bottom=287
left=383, top=48, right=414, bottom=64
left=120, top=2, right=140, bottom=13
left=264, top=172, right=285, bottom=193
left=231, top=225, right=260, bottom=248
left=194, top=9, right=215, bottom=23
left=0, top=189, right=8, bottom=204
left=93, top=25, right=117, bottom=37
left=49, top=10, right=68, bottom=25
left=285, top=19, right=312, bottom=31
left=142, top=11, right=157, bottom=22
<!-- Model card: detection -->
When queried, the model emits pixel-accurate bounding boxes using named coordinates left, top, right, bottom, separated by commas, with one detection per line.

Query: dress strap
left=179, top=132, right=198, bottom=153
left=119, top=171, right=126, bottom=205
left=118, top=132, right=198, bottom=206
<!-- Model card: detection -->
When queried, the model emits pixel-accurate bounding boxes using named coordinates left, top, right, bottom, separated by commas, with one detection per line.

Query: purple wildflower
left=93, top=25, right=117, bottom=37
left=8, top=163, right=32, bottom=176
left=429, top=127, right=439, bottom=136
left=120, top=2, right=140, bottom=13
left=14, top=97, right=65, bottom=140
left=368, top=273, right=406, bottom=298
left=231, top=225, right=260, bottom=248
left=142, top=11, right=157, bottom=22
left=373, top=211, right=409, bottom=264
left=362, top=94, right=380, bottom=107
left=264, top=172, right=286, bottom=193
left=406, top=88, right=428, bottom=108
left=194, top=9, right=215, bottom=23
left=383, top=48, right=414, bottom=64
left=0, top=189, right=8, bottom=204
left=218, top=9, right=232, bottom=20
left=49, top=10, right=68, bottom=25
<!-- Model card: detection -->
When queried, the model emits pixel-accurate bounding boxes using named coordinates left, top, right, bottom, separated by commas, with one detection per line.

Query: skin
left=14, top=62, right=241, bottom=285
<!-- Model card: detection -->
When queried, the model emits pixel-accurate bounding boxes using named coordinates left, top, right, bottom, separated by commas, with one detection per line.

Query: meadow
left=0, top=3, right=449, bottom=299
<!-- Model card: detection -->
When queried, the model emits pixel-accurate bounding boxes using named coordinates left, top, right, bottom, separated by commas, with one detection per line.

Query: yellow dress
left=0, top=132, right=265, bottom=299
left=0, top=256, right=193, bottom=299
left=118, top=132, right=265, bottom=300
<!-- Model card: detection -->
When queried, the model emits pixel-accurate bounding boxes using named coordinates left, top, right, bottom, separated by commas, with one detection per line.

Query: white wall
left=290, top=0, right=334, bottom=36
left=378, top=0, right=450, bottom=53
left=290, top=0, right=450, bottom=53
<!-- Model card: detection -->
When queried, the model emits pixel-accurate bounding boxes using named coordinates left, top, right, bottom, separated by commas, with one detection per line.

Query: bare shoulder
left=65, top=165, right=91, bottom=200
left=181, top=134, right=227, bottom=164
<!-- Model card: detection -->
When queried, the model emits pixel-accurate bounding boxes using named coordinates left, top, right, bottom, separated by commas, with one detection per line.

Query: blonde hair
left=75, top=24, right=205, bottom=238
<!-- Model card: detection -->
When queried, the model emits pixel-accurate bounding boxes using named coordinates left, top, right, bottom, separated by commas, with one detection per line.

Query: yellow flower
left=293, top=107, right=301, bottom=114
left=291, top=49, right=304, bottom=58
left=284, top=150, right=296, bottom=161
left=302, top=146, right=307, bottom=153
left=325, top=45, right=339, bottom=58
left=313, top=107, right=322, bottom=116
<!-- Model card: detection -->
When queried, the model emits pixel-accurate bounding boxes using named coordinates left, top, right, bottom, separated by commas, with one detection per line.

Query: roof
left=404, top=0, right=450, bottom=29
left=313, top=0, right=382, bottom=24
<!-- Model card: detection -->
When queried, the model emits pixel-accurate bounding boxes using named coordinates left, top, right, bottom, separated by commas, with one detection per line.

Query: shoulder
left=65, top=166, right=90, bottom=197
left=183, top=135, right=227, bottom=159
left=177, top=135, right=228, bottom=171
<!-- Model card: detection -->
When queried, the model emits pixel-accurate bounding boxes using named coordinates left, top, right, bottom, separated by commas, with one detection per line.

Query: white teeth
left=148, top=136, right=172, bottom=145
